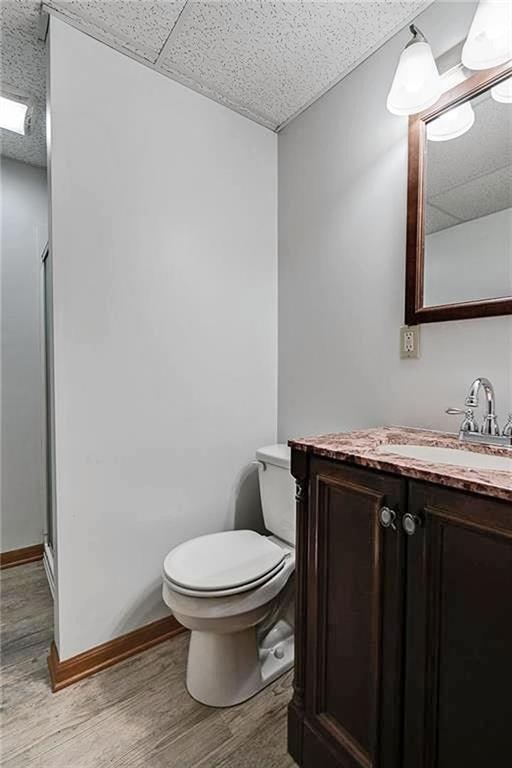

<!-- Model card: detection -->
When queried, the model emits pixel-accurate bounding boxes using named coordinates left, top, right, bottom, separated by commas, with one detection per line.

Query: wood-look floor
left=1, top=562, right=296, bottom=768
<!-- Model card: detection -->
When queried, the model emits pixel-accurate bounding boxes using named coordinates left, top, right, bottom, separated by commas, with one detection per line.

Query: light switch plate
left=400, top=325, right=420, bottom=359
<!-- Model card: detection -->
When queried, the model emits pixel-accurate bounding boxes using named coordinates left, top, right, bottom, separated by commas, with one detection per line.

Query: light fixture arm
left=406, top=24, right=427, bottom=48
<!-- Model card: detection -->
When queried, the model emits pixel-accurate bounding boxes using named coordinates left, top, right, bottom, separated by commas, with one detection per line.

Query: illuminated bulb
left=427, top=103, right=475, bottom=141
left=387, top=25, right=443, bottom=116
left=0, top=95, right=28, bottom=135
left=462, top=0, right=512, bottom=70
left=491, top=76, right=512, bottom=103
left=427, top=66, right=475, bottom=141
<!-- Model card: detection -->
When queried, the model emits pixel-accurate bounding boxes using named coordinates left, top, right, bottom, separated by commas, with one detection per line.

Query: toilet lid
left=164, top=558, right=287, bottom=598
left=163, top=530, right=285, bottom=592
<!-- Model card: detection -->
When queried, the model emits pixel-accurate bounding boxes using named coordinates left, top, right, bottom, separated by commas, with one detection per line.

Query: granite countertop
left=289, top=426, right=512, bottom=502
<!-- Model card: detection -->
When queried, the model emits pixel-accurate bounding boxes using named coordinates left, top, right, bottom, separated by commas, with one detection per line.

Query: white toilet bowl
left=163, top=530, right=295, bottom=706
left=162, top=445, right=296, bottom=707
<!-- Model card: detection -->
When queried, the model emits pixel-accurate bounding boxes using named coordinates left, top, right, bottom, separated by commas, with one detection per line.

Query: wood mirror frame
left=405, top=61, right=512, bottom=325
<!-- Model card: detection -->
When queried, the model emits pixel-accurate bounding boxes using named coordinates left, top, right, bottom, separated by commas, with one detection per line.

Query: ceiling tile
left=47, top=0, right=188, bottom=62
left=2, top=0, right=437, bottom=165
left=159, top=0, right=432, bottom=129
left=426, top=90, right=512, bottom=231
left=430, top=165, right=512, bottom=225
left=425, top=204, right=461, bottom=235
left=0, top=0, right=47, bottom=167
left=426, top=91, right=512, bottom=198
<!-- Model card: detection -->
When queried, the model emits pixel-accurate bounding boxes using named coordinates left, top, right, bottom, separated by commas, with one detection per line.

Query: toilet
left=162, top=444, right=295, bottom=707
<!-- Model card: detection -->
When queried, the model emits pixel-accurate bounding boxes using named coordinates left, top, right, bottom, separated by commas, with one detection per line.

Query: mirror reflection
left=424, top=75, right=512, bottom=308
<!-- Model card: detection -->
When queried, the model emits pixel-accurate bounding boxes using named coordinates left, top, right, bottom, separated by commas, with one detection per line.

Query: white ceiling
left=0, top=1, right=47, bottom=167
left=1, top=0, right=435, bottom=167
left=426, top=88, right=512, bottom=234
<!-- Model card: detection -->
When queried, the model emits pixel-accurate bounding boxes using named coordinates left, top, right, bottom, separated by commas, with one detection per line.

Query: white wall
left=278, top=0, right=512, bottom=441
left=425, top=208, right=512, bottom=306
left=1, top=157, right=48, bottom=551
left=49, top=18, right=277, bottom=659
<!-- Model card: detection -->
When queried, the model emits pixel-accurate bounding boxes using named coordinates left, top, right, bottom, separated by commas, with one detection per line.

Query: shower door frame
left=40, top=243, right=56, bottom=599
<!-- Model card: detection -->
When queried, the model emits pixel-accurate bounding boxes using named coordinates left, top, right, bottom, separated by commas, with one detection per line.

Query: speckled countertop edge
left=289, top=426, right=512, bottom=503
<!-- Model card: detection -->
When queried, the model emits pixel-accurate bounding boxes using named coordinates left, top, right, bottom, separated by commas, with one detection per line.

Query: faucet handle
left=502, top=414, right=512, bottom=437
left=446, top=407, right=479, bottom=433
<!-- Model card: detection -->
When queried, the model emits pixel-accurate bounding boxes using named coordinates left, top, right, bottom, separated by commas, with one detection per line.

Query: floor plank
left=0, top=562, right=296, bottom=767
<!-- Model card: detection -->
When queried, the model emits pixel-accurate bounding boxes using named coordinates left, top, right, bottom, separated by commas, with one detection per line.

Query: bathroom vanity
left=287, top=426, right=512, bottom=768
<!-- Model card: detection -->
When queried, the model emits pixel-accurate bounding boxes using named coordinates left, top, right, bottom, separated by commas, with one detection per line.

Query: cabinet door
left=404, top=482, right=512, bottom=768
left=303, top=459, right=405, bottom=768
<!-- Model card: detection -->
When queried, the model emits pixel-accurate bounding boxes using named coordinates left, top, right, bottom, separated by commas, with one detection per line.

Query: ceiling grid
left=1, top=0, right=435, bottom=167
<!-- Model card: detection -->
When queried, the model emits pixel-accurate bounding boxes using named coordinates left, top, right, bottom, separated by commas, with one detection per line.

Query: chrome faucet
left=464, top=377, right=500, bottom=436
left=447, top=377, right=512, bottom=448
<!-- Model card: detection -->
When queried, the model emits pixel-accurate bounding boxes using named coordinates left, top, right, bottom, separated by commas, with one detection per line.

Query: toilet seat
left=163, top=530, right=286, bottom=597
left=165, top=558, right=287, bottom=597
left=163, top=545, right=295, bottom=624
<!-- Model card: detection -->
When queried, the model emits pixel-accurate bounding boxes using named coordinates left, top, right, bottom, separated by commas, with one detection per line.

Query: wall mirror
left=406, top=62, right=512, bottom=324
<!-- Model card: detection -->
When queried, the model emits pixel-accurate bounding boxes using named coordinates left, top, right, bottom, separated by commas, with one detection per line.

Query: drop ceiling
left=1, top=0, right=435, bottom=168
left=426, top=89, right=512, bottom=234
left=0, top=1, right=47, bottom=167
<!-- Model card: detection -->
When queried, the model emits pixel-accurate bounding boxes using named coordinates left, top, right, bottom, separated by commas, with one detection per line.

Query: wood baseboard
left=48, top=615, right=185, bottom=692
left=0, top=544, right=44, bottom=570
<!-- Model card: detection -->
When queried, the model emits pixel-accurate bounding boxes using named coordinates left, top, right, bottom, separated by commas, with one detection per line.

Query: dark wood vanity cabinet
left=288, top=452, right=512, bottom=768
left=403, top=481, right=512, bottom=768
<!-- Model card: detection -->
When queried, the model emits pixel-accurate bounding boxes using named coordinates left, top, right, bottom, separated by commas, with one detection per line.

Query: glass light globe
left=491, top=76, right=512, bottom=103
left=427, top=66, right=475, bottom=142
left=387, top=28, right=443, bottom=116
left=462, top=0, right=512, bottom=70
left=427, top=103, right=475, bottom=141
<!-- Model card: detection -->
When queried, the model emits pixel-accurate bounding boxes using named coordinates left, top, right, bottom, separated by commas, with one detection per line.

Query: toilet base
left=186, top=621, right=294, bottom=707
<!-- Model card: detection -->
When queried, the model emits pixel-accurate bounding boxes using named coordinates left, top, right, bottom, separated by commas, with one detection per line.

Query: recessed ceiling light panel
left=0, top=94, right=31, bottom=135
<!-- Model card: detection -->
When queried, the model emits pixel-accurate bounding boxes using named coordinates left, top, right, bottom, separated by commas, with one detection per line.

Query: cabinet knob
left=402, top=513, right=421, bottom=536
left=379, top=506, right=397, bottom=530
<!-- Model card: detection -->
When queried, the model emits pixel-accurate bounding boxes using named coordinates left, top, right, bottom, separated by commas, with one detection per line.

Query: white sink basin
left=376, top=444, right=512, bottom=473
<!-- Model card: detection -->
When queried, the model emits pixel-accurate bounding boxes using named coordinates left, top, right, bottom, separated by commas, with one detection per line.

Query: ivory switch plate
left=400, top=325, right=420, bottom=359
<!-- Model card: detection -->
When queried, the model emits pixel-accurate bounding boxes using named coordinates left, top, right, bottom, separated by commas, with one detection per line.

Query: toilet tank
left=256, top=444, right=295, bottom=545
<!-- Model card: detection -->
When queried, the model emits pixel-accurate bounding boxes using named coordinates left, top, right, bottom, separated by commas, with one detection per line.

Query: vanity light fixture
left=491, top=75, right=512, bottom=103
left=0, top=93, right=30, bottom=135
left=462, top=0, right=512, bottom=70
left=427, top=66, right=475, bottom=142
left=386, top=25, right=443, bottom=116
